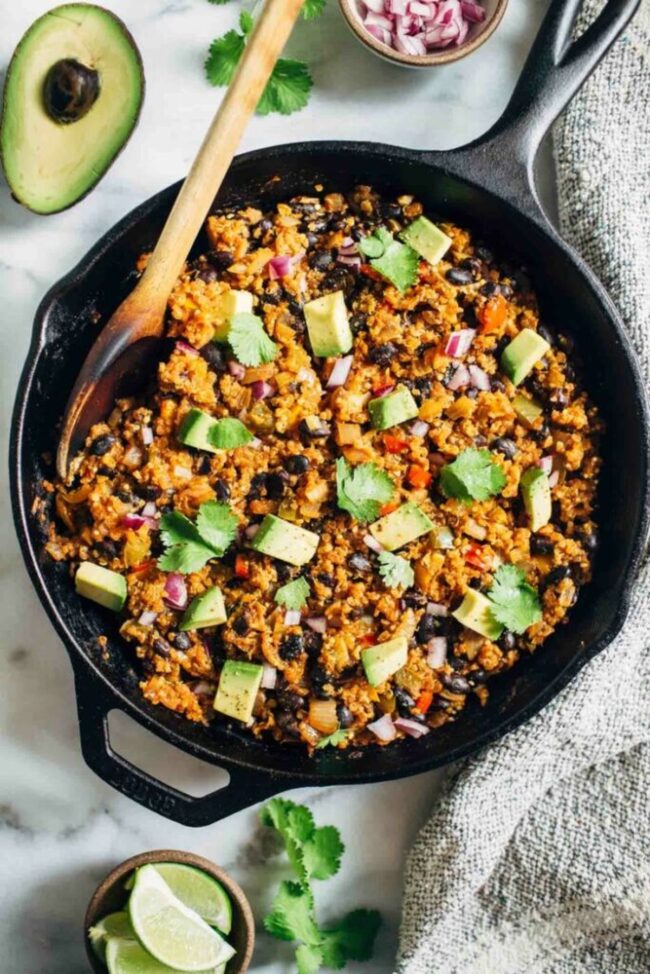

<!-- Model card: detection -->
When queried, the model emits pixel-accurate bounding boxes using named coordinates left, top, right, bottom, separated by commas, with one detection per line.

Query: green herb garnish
left=227, top=312, right=278, bottom=366
left=261, top=798, right=381, bottom=972
left=315, top=728, right=350, bottom=749
left=336, top=457, right=395, bottom=523
left=209, top=417, right=253, bottom=449
left=487, top=565, right=542, bottom=634
left=358, top=227, right=419, bottom=292
left=158, top=501, right=238, bottom=573
left=378, top=550, right=414, bottom=589
left=275, top=576, right=310, bottom=611
left=439, top=448, right=506, bottom=503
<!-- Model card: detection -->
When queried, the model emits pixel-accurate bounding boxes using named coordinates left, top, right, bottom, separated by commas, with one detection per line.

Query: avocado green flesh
left=0, top=4, right=144, bottom=214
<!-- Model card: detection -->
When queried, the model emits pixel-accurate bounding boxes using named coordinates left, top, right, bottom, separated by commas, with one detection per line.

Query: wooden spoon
left=56, top=0, right=306, bottom=479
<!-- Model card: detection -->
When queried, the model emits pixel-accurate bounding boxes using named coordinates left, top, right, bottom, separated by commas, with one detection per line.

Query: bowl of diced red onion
left=339, top=0, right=508, bottom=66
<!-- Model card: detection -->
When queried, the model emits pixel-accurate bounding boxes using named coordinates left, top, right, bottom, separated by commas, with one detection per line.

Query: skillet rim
left=9, top=138, right=650, bottom=788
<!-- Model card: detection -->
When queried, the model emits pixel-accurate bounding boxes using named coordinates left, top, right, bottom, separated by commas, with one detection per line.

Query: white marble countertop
left=0, top=0, right=553, bottom=970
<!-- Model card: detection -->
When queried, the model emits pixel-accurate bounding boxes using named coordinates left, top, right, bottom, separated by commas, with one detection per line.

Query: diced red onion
left=337, top=254, right=362, bottom=268
left=326, top=355, right=354, bottom=389
left=138, top=610, right=158, bottom=626
left=373, top=383, right=395, bottom=398
left=338, top=238, right=359, bottom=256
left=444, top=328, right=476, bottom=358
left=446, top=363, right=471, bottom=391
left=387, top=0, right=408, bottom=14
left=284, top=609, right=302, bottom=626
left=249, top=437, right=262, bottom=449
left=261, top=664, right=277, bottom=690
left=548, top=470, right=560, bottom=488
left=164, top=573, right=188, bottom=611
left=122, top=513, right=158, bottom=531
left=365, top=9, right=394, bottom=29
left=363, top=533, right=384, bottom=554
left=267, top=252, right=304, bottom=279
left=426, top=636, right=448, bottom=668
left=175, top=340, right=198, bottom=356
left=228, top=360, right=246, bottom=379
left=296, top=367, right=315, bottom=384
left=409, top=1, right=432, bottom=15
left=410, top=419, right=430, bottom=437
left=367, top=22, right=392, bottom=43
left=368, top=714, right=397, bottom=742
left=394, top=31, right=427, bottom=54
left=191, top=680, right=216, bottom=696
left=426, top=601, right=448, bottom=616
left=305, top=616, right=327, bottom=634
left=468, top=364, right=491, bottom=391
left=141, top=502, right=157, bottom=519
left=394, top=717, right=430, bottom=738
left=538, top=456, right=554, bottom=475
left=141, top=426, right=154, bottom=446
left=461, top=0, right=485, bottom=21
left=245, top=523, right=260, bottom=539
left=364, top=0, right=387, bottom=13
left=251, top=380, right=274, bottom=400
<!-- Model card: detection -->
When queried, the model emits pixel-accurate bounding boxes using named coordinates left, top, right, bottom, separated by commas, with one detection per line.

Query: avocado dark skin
left=43, top=58, right=101, bottom=124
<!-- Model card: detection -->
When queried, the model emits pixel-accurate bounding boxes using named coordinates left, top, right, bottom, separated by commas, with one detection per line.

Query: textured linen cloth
left=396, top=4, right=650, bottom=972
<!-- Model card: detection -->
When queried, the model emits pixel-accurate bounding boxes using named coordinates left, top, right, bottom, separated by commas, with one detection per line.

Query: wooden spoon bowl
left=84, top=849, right=255, bottom=974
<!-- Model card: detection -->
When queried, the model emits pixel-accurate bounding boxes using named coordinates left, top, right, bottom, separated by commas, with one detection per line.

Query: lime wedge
left=152, top=863, right=233, bottom=935
left=105, top=937, right=224, bottom=974
left=88, top=912, right=135, bottom=960
left=128, top=865, right=235, bottom=972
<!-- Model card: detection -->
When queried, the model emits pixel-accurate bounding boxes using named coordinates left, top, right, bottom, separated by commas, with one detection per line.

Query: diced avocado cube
left=368, top=384, right=419, bottom=430
left=214, top=660, right=263, bottom=722
left=513, top=393, right=543, bottom=427
left=75, top=562, right=126, bottom=612
left=452, top=589, right=503, bottom=640
left=370, top=502, right=434, bottom=551
left=501, top=329, right=550, bottom=385
left=520, top=467, right=552, bottom=532
left=362, top=636, right=408, bottom=687
left=213, top=290, right=254, bottom=340
left=400, top=216, right=452, bottom=266
left=251, top=514, right=320, bottom=566
left=180, top=586, right=227, bottom=631
left=303, top=290, right=353, bottom=357
left=178, top=408, right=218, bottom=453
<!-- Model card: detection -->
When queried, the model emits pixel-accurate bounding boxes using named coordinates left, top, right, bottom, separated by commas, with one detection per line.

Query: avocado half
left=0, top=4, right=144, bottom=214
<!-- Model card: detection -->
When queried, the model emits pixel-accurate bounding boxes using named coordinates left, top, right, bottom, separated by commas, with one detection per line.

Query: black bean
left=349, top=311, right=368, bottom=334
left=394, top=687, right=415, bottom=716
left=480, top=281, right=502, bottom=298
left=153, top=638, right=171, bottom=658
left=280, top=633, right=304, bottom=660
left=136, top=483, right=162, bottom=501
left=98, top=537, right=119, bottom=559
left=530, top=534, right=554, bottom=556
left=498, top=631, right=516, bottom=652
left=469, top=668, right=489, bottom=686
left=348, top=552, right=372, bottom=574
left=276, top=563, right=292, bottom=583
left=309, top=250, right=334, bottom=271
left=446, top=267, right=474, bottom=286
left=466, top=388, right=478, bottom=400
left=544, top=565, right=572, bottom=587
left=537, top=324, right=554, bottom=346
left=494, top=335, right=510, bottom=359
left=551, top=389, right=570, bottom=408
left=173, top=631, right=192, bottom=651
left=116, top=488, right=134, bottom=503
left=277, top=689, right=304, bottom=711
left=411, top=376, right=433, bottom=402
left=402, top=590, right=427, bottom=609
left=475, top=244, right=493, bottom=262
left=309, top=662, right=332, bottom=697
left=492, top=437, right=517, bottom=459
left=337, top=704, right=354, bottom=728
left=284, top=454, right=310, bottom=475
left=200, top=342, right=227, bottom=373
left=259, top=218, right=274, bottom=233
left=208, top=250, right=234, bottom=271
left=557, top=333, right=575, bottom=353
left=431, top=695, right=452, bottom=710
left=474, top=434, right=488, bottom=448
left=458, top=257, right=482, bottom=279
left=441, top=673, right=471, bottom=694
left=381, top=201, right=403, bottom=220
left=275, top=711, right=302, bottom=737
left=265, top=472, right=288, bottom=500
left=580, top=530, right=599, bottom=553
left=197, top=456, right=211, bottom=476
left=321, top=267, right=356, bottom=297
left=534, top=422, right=551, bottom=443
left=247, top=472, right=267, bottom=500
left=214, top=479, right=230, bottom=502
left=415, top=613, right=439, bottom=644
left=196, top=265, right=218, bottom=283
left=89, top=434, right=116, bottom=456
left=303, top=630, right=323, bottom=656
left=317, top=571, right=335, bottom=588
left=368, top=342, right=398, bottom=366
left=462, top=303, right=479, bottom=329
left=491, top=378, right=506, bottom=393
left=232, top=613, right=249, bottom=636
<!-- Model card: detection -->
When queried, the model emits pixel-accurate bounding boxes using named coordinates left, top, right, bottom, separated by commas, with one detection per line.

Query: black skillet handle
left=452, top=0, right=641, bottom=215
left=73, top=665, right=283, bottom=827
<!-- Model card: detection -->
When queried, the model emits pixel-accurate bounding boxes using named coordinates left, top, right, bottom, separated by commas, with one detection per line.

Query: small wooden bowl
left=84, top=850, right=255, bottom=974
left=338, top=0, right=509, bottom=68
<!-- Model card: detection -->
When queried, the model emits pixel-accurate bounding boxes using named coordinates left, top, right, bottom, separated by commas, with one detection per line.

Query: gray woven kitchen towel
left=396, top=4, right=650, bottom=972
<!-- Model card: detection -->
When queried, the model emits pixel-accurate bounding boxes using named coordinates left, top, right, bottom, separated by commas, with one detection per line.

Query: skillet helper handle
left=470, top=0, right=641, bottom=169
left=73, top=668, right=283, bottom=827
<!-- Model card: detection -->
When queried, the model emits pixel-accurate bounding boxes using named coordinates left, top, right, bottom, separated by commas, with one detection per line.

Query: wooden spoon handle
left=136, top=0, right=305, bottom=307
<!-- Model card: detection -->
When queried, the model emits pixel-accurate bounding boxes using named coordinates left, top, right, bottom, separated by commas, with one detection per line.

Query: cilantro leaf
left=158, top=502, right=237, bottom=573
left=205, top=30, right=245, bottom=86
left=196, top=501, right=238, bottom=555
left=239, top=9, right=254, bottom=33
left=296, top=944, right=323, bottom=974
left=261, top=798, right=344, bottom=883
left=257, top=59, right=313, bottom=116
left=227, top=312, right=278, bottom=366
left=378, top=551, right=414, bottom=589
left=301, top=824, right=345, bottom=879
left=207, top=0, right=230, bottom=4
left=314, top=729, right=349, bottom=751
left=336, top=457, right=395, bottom=523
left=439, top=448, right=506, bottom=503
left=319, top=909, right=382, bottom=968
left=302, top=0, right=327, bottom=18
left=209, top=417, right=253, bottom=449
left=359, top=228, right=419, bottom=291
left=487, top=564, right=542, bottom=634
left=264, top=881, right=320, bottom=944
left=275, top=576, right=310, bottom=611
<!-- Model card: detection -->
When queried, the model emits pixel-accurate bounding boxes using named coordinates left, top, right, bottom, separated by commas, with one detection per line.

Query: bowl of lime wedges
left=84, top=850, right=255, bottom=974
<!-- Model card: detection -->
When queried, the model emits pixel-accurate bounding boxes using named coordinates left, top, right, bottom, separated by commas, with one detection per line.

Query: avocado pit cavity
left=43, top=58, right=100, bottom=124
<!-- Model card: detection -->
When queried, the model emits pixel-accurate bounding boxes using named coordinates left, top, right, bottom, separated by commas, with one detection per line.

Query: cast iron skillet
left=10, top=0, right=650, bottom=826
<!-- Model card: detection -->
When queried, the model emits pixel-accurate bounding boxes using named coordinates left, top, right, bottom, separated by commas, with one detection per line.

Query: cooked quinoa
left=43, top=185, right=602, bottom=749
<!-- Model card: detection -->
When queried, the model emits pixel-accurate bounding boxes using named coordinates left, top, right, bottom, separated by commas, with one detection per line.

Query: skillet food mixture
left=43, top=186, right=602, bottom=749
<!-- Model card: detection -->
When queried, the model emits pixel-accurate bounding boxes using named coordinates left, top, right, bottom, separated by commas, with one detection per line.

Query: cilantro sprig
left=378, top=550, right=414, bottom=589
left=487, top=565, right=542, bottom=634
left=261, top=798, right=381, bottom=972
left=315, top=728, right=350, bottom=749
left=205, top=10, right=314, bottom=116
left=358, top=227, right=419, bottom=292
left=226, top=312, right=278, bottom=367
left=440, top=448, right=506, bottom=504
left=336, top=458, right=395, bottom=523
left=158, top=501, right=238, bottom=573
left=275, top=576, right=310, bottom=611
